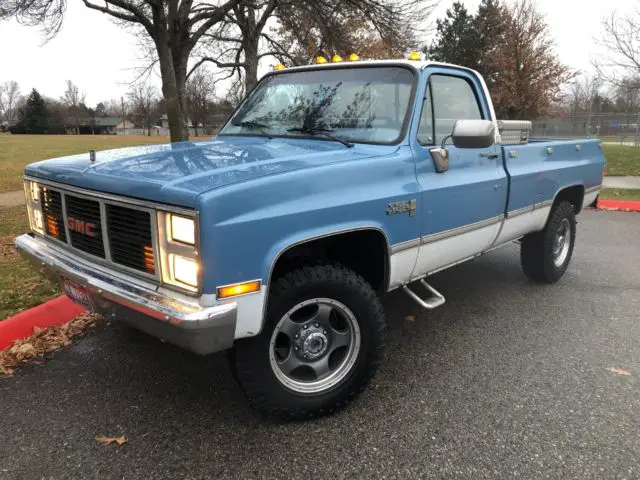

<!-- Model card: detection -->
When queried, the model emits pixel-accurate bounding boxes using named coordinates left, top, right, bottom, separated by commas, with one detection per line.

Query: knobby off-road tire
left=233, top=263, right=387, bottom=421
left=520, top=200, right=576, bottom=283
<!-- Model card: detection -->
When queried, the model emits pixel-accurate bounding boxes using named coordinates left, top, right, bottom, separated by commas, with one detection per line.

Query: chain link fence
left=532, top=113, right=640, bottom=145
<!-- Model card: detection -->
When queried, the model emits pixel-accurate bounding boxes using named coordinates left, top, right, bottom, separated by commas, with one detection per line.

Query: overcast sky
left=0, top=0, right=635, bottom=106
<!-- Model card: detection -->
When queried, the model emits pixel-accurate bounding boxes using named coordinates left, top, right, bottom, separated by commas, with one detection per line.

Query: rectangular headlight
left=170, top=214, right=195, bottom=245
left=172, top=255, right=199, bottom=287
left=24, top=180, right=44, bottom=234
left=29, top=181, right=40, bottom=202
left=157, top=210, right=200, bottom=293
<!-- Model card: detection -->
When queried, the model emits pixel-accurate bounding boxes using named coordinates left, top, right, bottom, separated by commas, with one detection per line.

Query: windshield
left=220, top=66, right=415, bottom=145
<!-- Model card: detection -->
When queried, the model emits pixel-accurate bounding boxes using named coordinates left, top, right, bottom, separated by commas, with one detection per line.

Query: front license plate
left=61, top=278, right=94, bottom=311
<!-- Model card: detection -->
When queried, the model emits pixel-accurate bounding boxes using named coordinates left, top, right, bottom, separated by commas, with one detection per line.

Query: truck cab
left=17, top=58, right=605, bottom=420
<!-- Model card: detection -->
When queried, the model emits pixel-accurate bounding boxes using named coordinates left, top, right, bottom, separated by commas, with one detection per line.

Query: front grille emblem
left=67, top=216, right=98, bottom=238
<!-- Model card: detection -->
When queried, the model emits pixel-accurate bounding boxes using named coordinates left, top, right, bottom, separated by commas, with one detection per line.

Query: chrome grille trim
left=28, top=181, right=162, bottom=282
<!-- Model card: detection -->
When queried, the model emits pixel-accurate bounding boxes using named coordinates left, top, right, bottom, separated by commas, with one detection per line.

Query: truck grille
left=40, top=188, right=67, bottom=242
left=35, top=185, right=158, bottom=278
left=106, top=204, right=155, bottom=274
left=66, top=194, right=105, bottom=258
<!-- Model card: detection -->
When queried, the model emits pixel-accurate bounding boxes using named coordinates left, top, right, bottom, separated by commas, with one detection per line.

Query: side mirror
left=451, top=119, right=495, bottom=149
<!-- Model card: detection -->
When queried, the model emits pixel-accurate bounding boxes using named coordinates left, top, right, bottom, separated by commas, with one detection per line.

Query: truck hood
left=25, top=136, right=388, bottom=208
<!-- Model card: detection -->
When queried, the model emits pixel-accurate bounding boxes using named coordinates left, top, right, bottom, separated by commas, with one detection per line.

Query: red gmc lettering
left=67, top=217, right=97, bottom=238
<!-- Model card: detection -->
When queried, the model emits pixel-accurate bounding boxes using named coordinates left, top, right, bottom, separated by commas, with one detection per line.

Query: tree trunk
left=244, top=38, right=260, bottom=93
left=156, top=37, right=188, bottom=142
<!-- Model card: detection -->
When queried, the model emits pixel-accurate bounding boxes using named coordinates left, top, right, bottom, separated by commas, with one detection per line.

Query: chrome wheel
left=552, top=218, right=571, bottom=267
left=269, top=298, right=361, bottom=394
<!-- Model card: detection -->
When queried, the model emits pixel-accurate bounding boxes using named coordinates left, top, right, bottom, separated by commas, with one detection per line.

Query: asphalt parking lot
left=1, top=210, right=639, bottom=479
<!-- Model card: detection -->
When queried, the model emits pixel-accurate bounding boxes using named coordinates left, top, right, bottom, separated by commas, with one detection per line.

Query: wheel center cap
left=297, top=328, right=328, bottom=359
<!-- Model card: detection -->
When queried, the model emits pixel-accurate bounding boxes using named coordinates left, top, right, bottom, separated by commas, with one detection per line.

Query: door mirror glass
left=451, top=120, right=495, bottom=149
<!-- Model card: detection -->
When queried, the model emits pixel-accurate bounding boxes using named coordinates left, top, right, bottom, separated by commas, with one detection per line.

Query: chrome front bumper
left=15, top=234, right=236, bottom=355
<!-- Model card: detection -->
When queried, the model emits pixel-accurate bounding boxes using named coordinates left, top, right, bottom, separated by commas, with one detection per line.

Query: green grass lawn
left=601, top=145, right=640, bottom=176
left=0, top=134, right=209, bottom=193
left=600, top=188, right=640, bottom=202
left=0, top=206, right=60, bottom=320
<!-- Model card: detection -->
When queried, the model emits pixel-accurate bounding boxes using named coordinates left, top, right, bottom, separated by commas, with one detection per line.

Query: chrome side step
left=402, top=279, right=446, bottom=310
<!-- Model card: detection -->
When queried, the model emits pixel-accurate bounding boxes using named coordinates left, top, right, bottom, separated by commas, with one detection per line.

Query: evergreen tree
left=426, top=3, right=477, bottom=68
left=21, top=89, right=49, bottom=134
left=471, top=0, right=509, bottom=90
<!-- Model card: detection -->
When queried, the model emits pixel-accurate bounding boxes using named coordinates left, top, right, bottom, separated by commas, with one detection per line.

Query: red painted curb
left=597, top=198, right=640, bottom=212
left=0, top=295, right=85, bottom=351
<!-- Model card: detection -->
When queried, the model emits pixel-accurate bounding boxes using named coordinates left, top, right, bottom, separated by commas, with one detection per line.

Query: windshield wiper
left=286, top=127, right=354, bottom=148
left=232, top=120, right=273, bottom=139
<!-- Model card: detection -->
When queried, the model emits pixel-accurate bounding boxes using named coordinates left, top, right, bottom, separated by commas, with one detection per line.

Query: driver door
left=411, top=70, right=508, bottom=277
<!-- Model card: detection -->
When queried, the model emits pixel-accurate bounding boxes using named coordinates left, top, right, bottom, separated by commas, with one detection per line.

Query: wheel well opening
left=554, top=185, right=585, bottom=213
left=271, top=230, right=389, bottom=295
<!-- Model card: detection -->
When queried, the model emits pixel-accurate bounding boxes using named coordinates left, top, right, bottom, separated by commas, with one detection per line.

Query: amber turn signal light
left=217, top=280, right=261, bottom=299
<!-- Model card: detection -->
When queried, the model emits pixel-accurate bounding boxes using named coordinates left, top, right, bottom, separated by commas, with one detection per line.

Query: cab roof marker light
left=407, top=51, right=422, bottom=61
left=274, top=63, right=286, bottom=71
left=348, top=53, right=360, bottom=61
left=315, top=56, right=328, bottom=64
left=332, top=54, right=343, bottom=63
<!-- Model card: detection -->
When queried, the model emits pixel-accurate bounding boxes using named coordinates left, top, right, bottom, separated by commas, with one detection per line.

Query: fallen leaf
left=405, top=315, right=416, bottom=322
left=95, top=435, right=128, bottom=446
left=608, top=367, right=631, bottom=377
left=0, top=313, right=100, bottom=376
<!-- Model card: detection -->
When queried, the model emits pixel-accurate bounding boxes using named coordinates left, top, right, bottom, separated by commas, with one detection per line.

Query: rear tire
left=233, top=263, right=386, bottom=420
left=520, top=200, right=576, bottom=283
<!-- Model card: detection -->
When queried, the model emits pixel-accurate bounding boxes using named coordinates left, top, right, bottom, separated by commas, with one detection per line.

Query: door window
left=418, top=74, right=483, bottom=146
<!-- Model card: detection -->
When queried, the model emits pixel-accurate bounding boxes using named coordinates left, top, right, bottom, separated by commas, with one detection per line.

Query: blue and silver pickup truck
left=17, top=59, right=604, bottom=419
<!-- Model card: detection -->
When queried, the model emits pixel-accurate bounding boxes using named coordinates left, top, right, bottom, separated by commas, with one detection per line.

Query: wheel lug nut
left=294, top=346, right=299, bottom=351
left=295, top=334, right=299, bottom=338
left=315, top=323, right=319, bottom=327
left=303, top=325, right=308, bottom=329
left=323, top=330, right=327, bottom=334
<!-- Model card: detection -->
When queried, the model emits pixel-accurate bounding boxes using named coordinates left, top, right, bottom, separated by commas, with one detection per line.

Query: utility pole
left=121, top=96, right=126, bottom=136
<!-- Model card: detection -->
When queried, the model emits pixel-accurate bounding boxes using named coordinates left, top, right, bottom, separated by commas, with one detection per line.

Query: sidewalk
left=0, top=190, right=25, bottom=208
left=602, top=176, right=640, bottom=189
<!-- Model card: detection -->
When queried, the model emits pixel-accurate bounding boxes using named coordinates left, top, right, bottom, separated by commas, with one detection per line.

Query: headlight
left=169, top=214, right=195, bottom=245
left=172, top=255, right=199, bottom=287
left=24, top=180, right=44, bottom=234
left=29, top=181, right=40, bottom=202
left=157, top=211, right=200, bottom=292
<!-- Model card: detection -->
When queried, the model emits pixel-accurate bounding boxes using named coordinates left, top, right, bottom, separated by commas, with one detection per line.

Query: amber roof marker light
left=348, top=53, right=360, bottom=61
left=274, top=63, right=286, bottom=71
left=315, top=56, right=328, bottom=64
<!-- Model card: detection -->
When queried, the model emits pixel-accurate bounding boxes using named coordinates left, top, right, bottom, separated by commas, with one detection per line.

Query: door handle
left=480, top=152, right=500, bottom=159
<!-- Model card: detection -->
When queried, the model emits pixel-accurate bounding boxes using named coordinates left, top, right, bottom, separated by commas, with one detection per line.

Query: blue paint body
left=24, top=63, right=606, bottom=295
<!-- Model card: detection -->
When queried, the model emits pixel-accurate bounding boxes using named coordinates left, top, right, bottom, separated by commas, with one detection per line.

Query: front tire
left=233, top=263, right=386, bottom=420
left=520, top=200, right=576, bottom=283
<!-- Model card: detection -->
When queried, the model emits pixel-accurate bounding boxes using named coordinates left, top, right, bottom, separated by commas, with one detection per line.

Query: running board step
left=402, top=280, right=446, bottom=310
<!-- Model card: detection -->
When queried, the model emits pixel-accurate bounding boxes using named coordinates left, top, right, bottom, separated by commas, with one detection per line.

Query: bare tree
left=192, top=0, right=436, bottom=92
left=186, top=70, right=215, bottom=136
left=1, top=0, right=243, bottom=142
left=595, top=6, right=640, bottom=86
left=0, top=80, right=21, bottom=124
left=128, top=83, right=157, bottom=136
left=614, top=76, right=640, bottom=114
left=61, top=80, right=86, bottom=134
